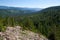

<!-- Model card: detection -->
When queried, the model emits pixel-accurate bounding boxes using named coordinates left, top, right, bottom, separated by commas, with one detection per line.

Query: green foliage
left=0, top=6, right=60, bottom=40
left=0, top=26, right=6, bottom=32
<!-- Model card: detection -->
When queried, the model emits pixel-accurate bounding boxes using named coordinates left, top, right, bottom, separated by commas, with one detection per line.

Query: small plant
left=0, top=26, right=6, bottom=32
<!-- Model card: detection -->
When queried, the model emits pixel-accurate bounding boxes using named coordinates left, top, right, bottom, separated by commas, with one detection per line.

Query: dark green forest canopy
left=0, top=6, right=60, bottom=40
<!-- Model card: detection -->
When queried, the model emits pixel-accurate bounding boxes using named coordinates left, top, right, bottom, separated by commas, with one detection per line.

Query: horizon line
left=0, top=5, right=60, bottom=8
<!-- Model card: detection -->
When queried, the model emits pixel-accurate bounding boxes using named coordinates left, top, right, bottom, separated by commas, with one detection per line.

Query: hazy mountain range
left=0, top=6, right=42, bottom=17
left=0, top=6, right=42, bottom=12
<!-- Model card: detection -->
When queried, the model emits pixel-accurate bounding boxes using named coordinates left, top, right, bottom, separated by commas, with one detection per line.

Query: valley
left=0, top=6, right=60, bottom=40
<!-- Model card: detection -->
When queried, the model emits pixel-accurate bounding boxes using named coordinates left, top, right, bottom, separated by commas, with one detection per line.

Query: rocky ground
left=0, top=26, right=48, bottom=40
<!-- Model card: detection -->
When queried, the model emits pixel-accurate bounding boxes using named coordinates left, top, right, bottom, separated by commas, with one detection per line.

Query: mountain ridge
left=0, top=6, right=41, bottom=11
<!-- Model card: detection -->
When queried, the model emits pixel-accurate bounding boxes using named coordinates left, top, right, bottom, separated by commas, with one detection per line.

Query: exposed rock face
left=0, top=26, right=48, bottom=40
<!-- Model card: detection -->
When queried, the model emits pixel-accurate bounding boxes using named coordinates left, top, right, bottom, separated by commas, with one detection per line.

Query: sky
left=0, top=0, right=60, bottom=8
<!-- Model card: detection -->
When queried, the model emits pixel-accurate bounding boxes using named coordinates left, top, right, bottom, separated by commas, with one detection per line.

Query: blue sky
left=0, top=0, right=60, bottom=8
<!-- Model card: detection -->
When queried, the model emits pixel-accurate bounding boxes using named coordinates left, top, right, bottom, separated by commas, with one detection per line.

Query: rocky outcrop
left=0, top=26, right=48, bottom=40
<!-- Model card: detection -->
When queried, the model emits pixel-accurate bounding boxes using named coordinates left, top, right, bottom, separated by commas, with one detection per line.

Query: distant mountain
left=0, top=6, right=42, bottom=17
left=0, top=6, right=41, bottom=12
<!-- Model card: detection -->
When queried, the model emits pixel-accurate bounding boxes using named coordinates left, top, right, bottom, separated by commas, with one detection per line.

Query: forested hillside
left=0, top=6, right=60, bottom=40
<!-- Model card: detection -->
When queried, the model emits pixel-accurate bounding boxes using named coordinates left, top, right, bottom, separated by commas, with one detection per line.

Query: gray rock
left=0, top=26, right=48, bottom=40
